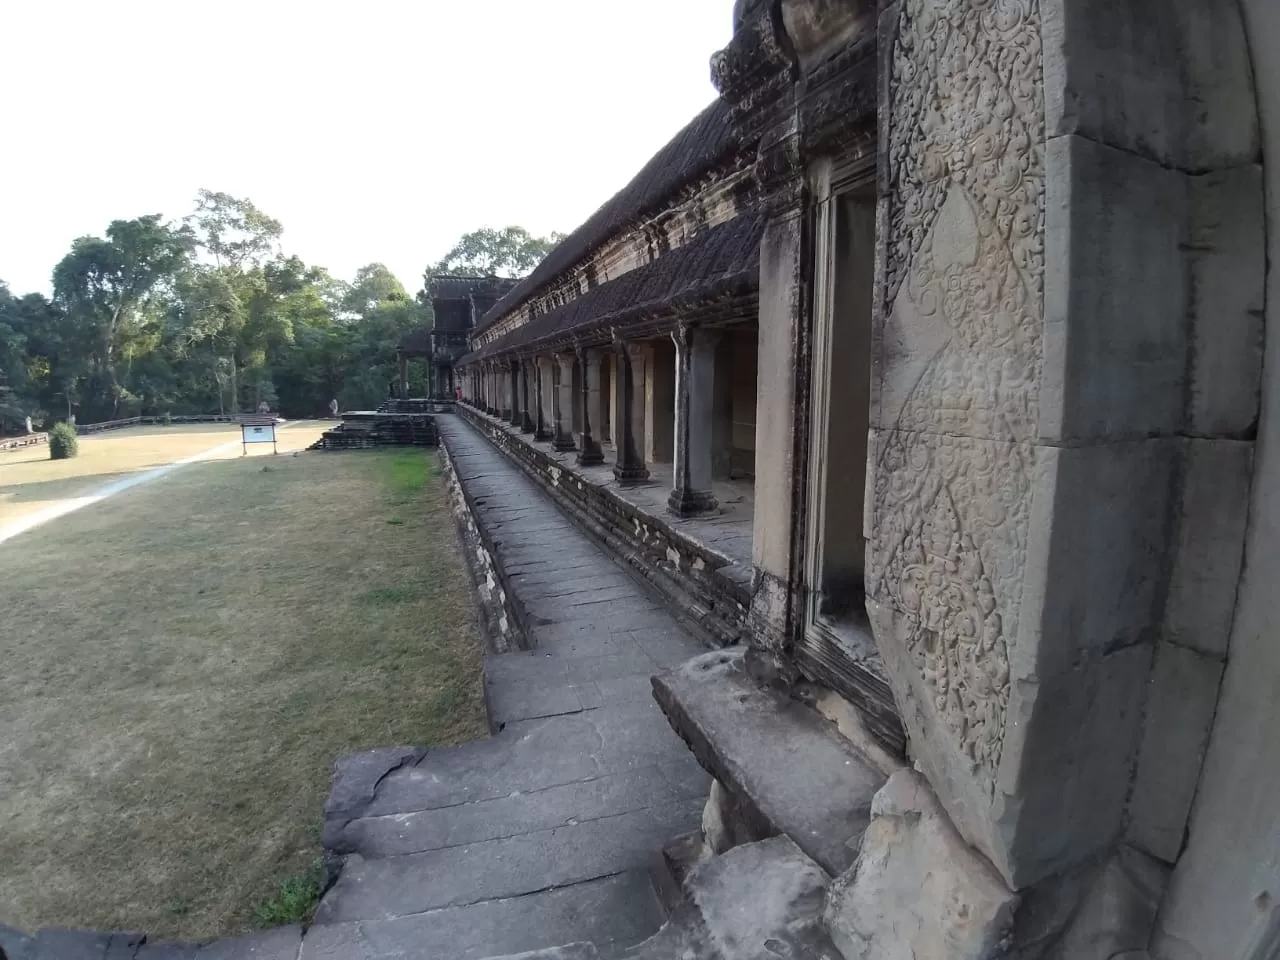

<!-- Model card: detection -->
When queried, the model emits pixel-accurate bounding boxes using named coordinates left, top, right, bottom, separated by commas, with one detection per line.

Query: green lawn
left=0, top=448, right=486, bottom=940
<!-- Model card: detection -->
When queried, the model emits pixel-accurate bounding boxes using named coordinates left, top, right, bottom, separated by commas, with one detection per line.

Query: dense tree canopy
left=429, top=226, right=564, bottom=279
left=0, top=195, right=558, bottom=432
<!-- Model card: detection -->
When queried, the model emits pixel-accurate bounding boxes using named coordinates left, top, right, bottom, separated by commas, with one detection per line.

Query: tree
left=187, top=189, right=283, bottom=269
left=342, top=263, right=408, bottom=317
left=52, top=216, right=193, bottom=419
left=429, top=226, right=563, bottom=280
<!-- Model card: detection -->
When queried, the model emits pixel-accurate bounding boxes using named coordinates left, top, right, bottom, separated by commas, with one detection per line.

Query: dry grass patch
left=0, top=448, right=487, bottom=940
left=0, top=422, right=328, bottom=528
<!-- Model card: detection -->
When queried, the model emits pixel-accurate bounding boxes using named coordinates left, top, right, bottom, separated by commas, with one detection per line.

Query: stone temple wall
left=845, top=0, right=1270, bottom=954
left=725, top=0, right=1272, bottom=955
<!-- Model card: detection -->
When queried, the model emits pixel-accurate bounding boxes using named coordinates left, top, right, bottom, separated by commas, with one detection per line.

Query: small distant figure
left=25, top=415, right=33, bottom=434
left=257, top=400, right=270, bottom=414
left=329, top=398, right=339, bottom=418
left=68, top=413, right=76, bottom=426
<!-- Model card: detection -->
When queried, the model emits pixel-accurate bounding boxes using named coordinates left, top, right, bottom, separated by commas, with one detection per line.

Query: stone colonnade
left=463, top=325, right=748, bottom=516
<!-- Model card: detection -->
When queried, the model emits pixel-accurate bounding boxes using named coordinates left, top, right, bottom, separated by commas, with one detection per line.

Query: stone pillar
left=507, top=360, right=520, bottom=426
left=534, top=357, right=553, bottom=441
left=746, top=150, right=805, bottom=657
left=397, top=352, right=409, bottom=401
left=576, top=345, right=605, bottom=466
left=668, top=324, right=719, bottom=517
left=518, top=360, right=535, bottom=432
left=552, top=353, right=577, bottom=452
left=611, top=335, right=649, bottom=484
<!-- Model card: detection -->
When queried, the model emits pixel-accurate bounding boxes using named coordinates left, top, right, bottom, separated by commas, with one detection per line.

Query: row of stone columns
left=463, top=328, right=722, bottom=517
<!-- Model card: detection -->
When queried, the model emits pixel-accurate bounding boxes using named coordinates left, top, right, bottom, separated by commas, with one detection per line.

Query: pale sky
left=0, top=1, right=731, bottom=297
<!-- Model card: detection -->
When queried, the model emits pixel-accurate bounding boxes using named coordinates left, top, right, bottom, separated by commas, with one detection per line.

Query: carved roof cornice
left=712, top=0, right=797, bottom=115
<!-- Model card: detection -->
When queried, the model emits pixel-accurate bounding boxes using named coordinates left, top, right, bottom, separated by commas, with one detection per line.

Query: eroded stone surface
left=322, top=746, right=426, bottom=851
left=1126, top=641, right=1225, bottom=863
left=480, top=945, right=598, bottom=960
left=652, top=648, right=886, bottom=875
left=1041, top=847, right=1168, bottom=960
left=689, top=837, right=840, bottom=960
left=824, top=770, right=1018, bottom=960
left=301, top=872, right=664, bottom=960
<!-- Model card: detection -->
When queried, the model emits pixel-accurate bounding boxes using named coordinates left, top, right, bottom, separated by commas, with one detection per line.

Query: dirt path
left=0, top=422, right=318, bottom=545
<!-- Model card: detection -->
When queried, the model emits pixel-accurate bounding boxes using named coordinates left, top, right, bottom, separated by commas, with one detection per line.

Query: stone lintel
left=651, top=648, right=886, bottom=876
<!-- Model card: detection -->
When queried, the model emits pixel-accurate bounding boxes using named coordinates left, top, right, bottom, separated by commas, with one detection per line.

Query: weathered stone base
left=577, top=445, right=605, bottom=467
left=625, top=837, right=840, bottom=959
left=613, top=463, right=651, bottom=485
left=667, top=488, right=718, bottom=518
left=824, top=769, right=1019, bottom=960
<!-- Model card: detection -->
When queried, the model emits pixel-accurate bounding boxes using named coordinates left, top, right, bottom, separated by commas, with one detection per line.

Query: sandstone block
left=1043, top=846, right=1169, bottom=960
left=1042, top=0, right=1258, bottom=170
left=1126, top=641, right=1225, bottom=863
left=824, top=770, right=1018, bottom=960
left=1164, top=438, right=1254, bottom=659
left=1041, top=135, right=1187, bottom=442
left=1187, top=166, right=1266, bottom=436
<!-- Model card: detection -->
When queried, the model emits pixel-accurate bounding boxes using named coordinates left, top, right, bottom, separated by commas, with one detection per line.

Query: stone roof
left=460, top=212, right=763, bottom=363
left=428, top=275, right=519, bottom=302
left=400, top=275, right=521, bottom=356
left=473, top=98, right=741, bottom=338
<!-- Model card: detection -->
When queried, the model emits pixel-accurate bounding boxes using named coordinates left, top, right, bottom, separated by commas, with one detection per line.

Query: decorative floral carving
left=870, top=0, right=1043, bottom=786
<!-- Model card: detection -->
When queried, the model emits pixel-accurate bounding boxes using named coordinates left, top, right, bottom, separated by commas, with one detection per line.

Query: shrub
left=49, top=422, right=79, bottom=460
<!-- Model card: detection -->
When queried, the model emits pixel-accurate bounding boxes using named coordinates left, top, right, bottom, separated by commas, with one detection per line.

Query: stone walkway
left=470, top=411, right=755, bottom=570
left=305, top=415, right=710, bottom=958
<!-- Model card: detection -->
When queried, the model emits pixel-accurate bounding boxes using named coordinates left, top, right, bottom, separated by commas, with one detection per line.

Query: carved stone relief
left=868, top=0, right=1044, bottom=789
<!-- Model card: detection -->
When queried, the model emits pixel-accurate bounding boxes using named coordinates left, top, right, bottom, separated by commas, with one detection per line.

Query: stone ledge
left=437, top=431, right=533, bottom=654
left=651, top=647, right=887, bottom=876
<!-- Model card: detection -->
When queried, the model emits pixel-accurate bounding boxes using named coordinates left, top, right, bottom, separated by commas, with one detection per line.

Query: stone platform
left=312, top=411, right=438, bottom=449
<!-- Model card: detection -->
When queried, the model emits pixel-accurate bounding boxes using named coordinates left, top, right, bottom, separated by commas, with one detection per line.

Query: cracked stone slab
left=194, top=926, right=302, bottom=959
left=652, top=648, right=887, bottom=876
left=316, top=799, right=702, bottom=923
left=338, top=764, right=707, bottom=858
left=301, top=871, right=665, bottom=960
left=133, top=943, right=201, bottom=959
left=362, top=704, right=690, bottom=820
left=323, top=746, right=427, bottom=851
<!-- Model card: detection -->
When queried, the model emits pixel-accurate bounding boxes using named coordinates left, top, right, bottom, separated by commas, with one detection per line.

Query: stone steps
left=469, top=836, right=841, bottom=960
left=300, top=871, right=665, bottom=960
